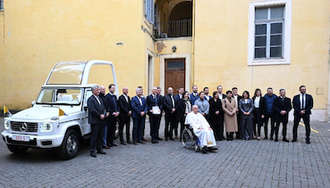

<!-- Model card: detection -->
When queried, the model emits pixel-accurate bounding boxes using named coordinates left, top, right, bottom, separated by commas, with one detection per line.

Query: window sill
left=144, top=19, right=153, bottom=29
left=248, top=59, right=290, bottom=66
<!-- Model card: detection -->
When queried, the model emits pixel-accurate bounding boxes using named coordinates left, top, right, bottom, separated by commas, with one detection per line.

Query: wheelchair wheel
left=182, top=129, right=194, bottom=149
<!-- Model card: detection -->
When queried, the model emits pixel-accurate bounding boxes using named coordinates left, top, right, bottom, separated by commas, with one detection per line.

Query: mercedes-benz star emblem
left=20, top=122, right=28, bottom=132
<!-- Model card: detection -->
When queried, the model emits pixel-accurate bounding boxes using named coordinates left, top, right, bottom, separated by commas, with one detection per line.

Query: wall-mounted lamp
left=172, top=46, right=177, bottom=53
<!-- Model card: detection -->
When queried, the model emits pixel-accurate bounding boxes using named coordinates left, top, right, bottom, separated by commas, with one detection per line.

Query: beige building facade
left=0, top=0, right=329, bottom=121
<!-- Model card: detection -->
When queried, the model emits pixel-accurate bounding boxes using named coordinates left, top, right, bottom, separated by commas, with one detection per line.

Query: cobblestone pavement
left=0, top=117, right=330, bottom=188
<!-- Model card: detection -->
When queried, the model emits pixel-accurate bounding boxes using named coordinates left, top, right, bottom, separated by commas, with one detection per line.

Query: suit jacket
left=118, top=94, right=131, bottom=118
left=252, top=96, right=266, bottom=115
left=104, top=93, right=120, bottom=115
left=87, top=95, right=106, bottom=124
left=292, top=94, right=313, bottom=115
left=239, top=98, right=254, bottom=119
left=146, top=94, right=163, bottom=114
left=163, top=94, right=178, bottom=113
left=189, top=92, right=199, bottom=105
left=176, top=98, right=192, bottom=121
left=273, top=96, right=292, bottom=123
left=131, top=96, right=148, bottom=119
left=174, top=94, right=183, bottom=101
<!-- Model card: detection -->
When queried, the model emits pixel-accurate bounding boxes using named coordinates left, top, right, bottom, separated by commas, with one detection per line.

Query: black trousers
left=253, top=109, right=263, bottom=137
left=90, top=123, right=103, bottom=153
left=149, top=114, right=161, bottom=141
left=119, top=116, right=131, bottom=142
left=107, top=116, right=117, bottom=145
left=235, top=112, right=240, bottom=138
left=164, top=113, right=177, bottom=139
left=264, top=114, right=275, bottom=138
left=213, top=123, right=224, bottom=141
left=274, top=121, right=287, bottom=139
left=293, top=114, right=311, bottom=140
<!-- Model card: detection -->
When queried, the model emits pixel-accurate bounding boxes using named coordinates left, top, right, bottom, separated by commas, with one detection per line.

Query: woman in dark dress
left=209, top=91, right=223, bottom=141
left=252, top=88, right=265, bottom=140
left=177, top=91, right=192, bottom=141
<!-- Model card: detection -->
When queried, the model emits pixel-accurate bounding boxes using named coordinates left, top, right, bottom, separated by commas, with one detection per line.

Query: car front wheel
left=58, top=129, right=80, bottom=160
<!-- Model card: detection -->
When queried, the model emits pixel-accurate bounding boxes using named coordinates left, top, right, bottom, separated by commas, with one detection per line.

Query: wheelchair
left=181, top=124, right=202, bottom=152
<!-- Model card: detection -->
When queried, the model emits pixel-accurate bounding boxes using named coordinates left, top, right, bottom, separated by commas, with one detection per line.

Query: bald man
left=118, top=87, right=132, bottom=145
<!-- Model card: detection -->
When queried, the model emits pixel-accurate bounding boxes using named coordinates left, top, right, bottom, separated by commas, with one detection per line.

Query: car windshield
left=46, top=62, right=86, bottom=85
left=36, top=88, right=82, bottom=105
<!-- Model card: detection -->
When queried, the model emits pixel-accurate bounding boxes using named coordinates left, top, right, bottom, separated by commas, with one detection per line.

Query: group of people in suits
left=87, top=84, right=314, bottom=157
left=185, top=85, right=313, bottom=144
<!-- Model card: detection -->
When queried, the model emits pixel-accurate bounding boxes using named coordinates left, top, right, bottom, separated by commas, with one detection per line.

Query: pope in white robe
left=185, top=105, right=217, bottom=148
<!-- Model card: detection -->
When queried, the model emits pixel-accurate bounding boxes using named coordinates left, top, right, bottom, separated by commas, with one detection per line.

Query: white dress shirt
left=254, top=96, right=260, bottom=108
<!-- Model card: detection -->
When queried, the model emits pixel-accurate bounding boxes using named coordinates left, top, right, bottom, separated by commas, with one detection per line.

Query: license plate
left=12, top=135, right=30, bottom=142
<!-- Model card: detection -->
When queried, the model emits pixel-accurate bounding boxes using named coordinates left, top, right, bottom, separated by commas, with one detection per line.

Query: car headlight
left=42, top=122, right=53, bottom=132
left=4, top=120, right=10, bottom=130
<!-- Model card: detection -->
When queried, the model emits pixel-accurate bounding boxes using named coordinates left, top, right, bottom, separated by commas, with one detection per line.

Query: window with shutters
left=247, top=0, right=292, bottom=66
left=145, top=0, right=154, bottom=24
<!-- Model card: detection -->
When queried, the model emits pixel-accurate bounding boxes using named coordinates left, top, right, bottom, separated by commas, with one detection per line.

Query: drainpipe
left=191, top=0, right=196, bottom=92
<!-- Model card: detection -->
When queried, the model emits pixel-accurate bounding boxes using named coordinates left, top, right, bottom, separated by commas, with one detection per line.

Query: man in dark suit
left=131, top=87, right=148, bottom=144
left=146, top=86, right=163, bottom=143
left=163, top=87, right=178, bottom=141
left=203, top=87, right=212, bottom=101
left=104, top=84, right=120, bottom=147
left=87, top=85, right=108, bottom=157
left=232, top=87, right=242, bottom=139
left=118, top=87, right=132, bottom=145
left=175, top=86, right=184, bottom=101
left=156, top=87, right=163, bottom=140
left=99, top=85, right=109, bottom=149
left=292, top=85, right=314, bottom=144
left=273, top=89, right=292, bottom=142
left=263, top=87, right=277, bottom=140
left=189, top=85, right=199, bottom=105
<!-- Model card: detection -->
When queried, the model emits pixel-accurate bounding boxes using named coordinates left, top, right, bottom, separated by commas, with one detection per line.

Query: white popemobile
left=1, top=60, right=118, bottom=159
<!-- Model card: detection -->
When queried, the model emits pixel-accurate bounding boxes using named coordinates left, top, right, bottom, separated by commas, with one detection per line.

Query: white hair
left=91, top=85, right=99, bottom=91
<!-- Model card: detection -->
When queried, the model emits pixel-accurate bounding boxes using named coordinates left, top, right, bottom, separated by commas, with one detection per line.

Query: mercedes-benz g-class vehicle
left=2, top=60, right=118, bottom=159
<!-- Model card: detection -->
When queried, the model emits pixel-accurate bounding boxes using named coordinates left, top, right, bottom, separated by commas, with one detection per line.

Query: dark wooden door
left=165, top=59, right=185, bottom=94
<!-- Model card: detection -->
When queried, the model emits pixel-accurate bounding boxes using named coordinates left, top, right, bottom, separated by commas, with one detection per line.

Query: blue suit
left=190, top=92, right=199, bottom=105
left=131, top=96, right=148, bottom=142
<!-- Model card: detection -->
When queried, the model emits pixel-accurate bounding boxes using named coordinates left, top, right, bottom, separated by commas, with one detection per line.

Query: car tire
left=7, top=145, right=29, bottom=154
left=58, top=129, right=80, bottom=160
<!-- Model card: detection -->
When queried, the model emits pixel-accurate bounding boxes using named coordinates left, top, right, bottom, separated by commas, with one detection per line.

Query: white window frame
left=247, top=0, right=292, bottom=66
left=145, top=0, right=154, bottom=24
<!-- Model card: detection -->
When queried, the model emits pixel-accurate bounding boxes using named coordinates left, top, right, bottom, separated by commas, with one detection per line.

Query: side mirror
left=31, top=101, right=36, bottom=106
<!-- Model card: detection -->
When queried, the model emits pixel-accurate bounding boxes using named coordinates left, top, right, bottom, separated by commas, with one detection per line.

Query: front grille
left=10, top=121, right=38, bottom=132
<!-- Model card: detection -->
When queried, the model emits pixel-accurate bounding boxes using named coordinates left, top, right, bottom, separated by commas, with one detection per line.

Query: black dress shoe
left=127, top=141, right=133, bottom=144
left=133, top=142, right=138, bottom=145
left=274, top=139, right=278, bottom=142
left=97, top=150, right=106, bottom=154
left=157, top=137, right=163, bottom=141
left=306, top=138, right=311, bottom=144
left=282, top=138, right=289, bottom=142
left=121, top=141, right=127, bottom=145
left=155, top=140, right=159, bottom=143
left=151, top=140, right=157, bottom=144
left=137, top=140, right=145, bottom=144
left=107, top=144, right=113, bottom=147
left=169, top=138, right=174, bottom=140
left=264, top=137, right=268, bottom=140
left=291, top=139, right=297, bottom=142
left=165, top=138, right=168, bottom=141
left=270, top=137, right=273, bottom=140
left=111, top=143, right=117, bottom=147
left=90, top=152, right=97, bottom=157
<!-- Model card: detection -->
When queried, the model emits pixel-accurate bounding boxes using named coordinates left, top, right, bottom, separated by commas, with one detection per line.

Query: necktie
left=96, top=96, right=101, bottom=105
left=171, top=95, right=175, bottom=108
left=281, top=97, right=284, bottom=102
left=112, top=96, right=117, bottom=111
left=124, top=95, right=128, bottom=103
left=138, top=97, right=142, bottom=106
left=302, top=94, right=305, bottom=109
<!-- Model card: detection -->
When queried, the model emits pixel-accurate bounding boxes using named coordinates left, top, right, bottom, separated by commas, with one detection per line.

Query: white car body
left=1, top=60, right=118, bottom=159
